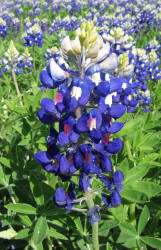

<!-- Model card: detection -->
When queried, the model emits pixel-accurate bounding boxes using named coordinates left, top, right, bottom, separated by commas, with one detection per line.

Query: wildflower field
left=0, top=0, right=161, bottom=249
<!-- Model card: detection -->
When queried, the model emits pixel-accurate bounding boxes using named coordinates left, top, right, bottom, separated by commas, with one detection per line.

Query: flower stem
left=129, top=203, right=136, bottom=227
left=85, top=191, right=99, bottom=250
left=12, top=69, right=23, bottom=106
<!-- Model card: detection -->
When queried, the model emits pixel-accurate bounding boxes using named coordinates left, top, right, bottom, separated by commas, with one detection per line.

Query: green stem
left=47, top=237, right=53, bottom=250
left=85, top=191, right=99, bottom=250
left=33, top=45, right=36, bottom=80
left=92, top=222, right=99, bottom=250
left=129, top=203, right=136, bottom=227
left=125, top=139, right=137, bottom=228
left=125, top=139, right=133, bottom=161
left=12, top=69, right=23, bottom=106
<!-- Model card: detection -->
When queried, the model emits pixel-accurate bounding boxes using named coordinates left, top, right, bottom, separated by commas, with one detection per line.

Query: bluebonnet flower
left=0, top=17, right=8, bottom=38
left=21, top=23, right=44, bottom=47
left=34, top=20, right=152, bottom=223
left=87, top=206, right=101, bottom=224
left=54, top=183, right=76, bottom=210
left=1, top=42, right=33, bottom=75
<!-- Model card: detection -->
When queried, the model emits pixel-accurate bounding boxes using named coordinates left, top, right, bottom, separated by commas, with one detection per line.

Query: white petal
left=71, top=86, right=82, bottom=100
left=97, top=42, right=110, bottom=62
left=49, top=58, right=66, bottom=81
left=99, top=53, right=118, bottom=73
left=61, top=36, right=72, bottom=54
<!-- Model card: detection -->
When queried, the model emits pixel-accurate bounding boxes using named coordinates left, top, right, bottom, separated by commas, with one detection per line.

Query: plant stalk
left=12, top=69, right=23, bottom=106
left=129, top=203, right=136, bottom=227
left=85, top=191, right=99, bottom=250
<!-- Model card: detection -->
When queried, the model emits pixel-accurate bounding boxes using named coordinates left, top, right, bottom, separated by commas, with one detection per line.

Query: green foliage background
left=0, top=4, right=161, bottom=250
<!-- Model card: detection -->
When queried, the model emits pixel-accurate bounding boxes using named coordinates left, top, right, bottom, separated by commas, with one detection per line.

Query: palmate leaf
left=138, top=205, right=150, bottom=235
left=109, top=205, right=128, bottom=222
left=117, top=222, right=137, bottom=248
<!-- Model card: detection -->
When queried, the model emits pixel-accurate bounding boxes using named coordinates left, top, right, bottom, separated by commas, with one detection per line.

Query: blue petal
left=111, top=190, right=122, bottom=207
left=101, top=156, right=112, bottom=172
left=69, top=131, right=79, bottom=143
left=74, top=151, right=83, bottom=169
left=59, top=132, right=69, bottom=147
left=41, top=98, right=56, bottom=113
left=89, top=130, right=102, bottom=143
left=101, top=193, right=111, bottom=208
left=113, top=170, right=124, bottom=185
left=105, top=138, right=123, bottom=154
left=95, top=81, right=110, bottom=96
left=79, top=175, right=89, bottom=191
left=54, top=188, right=66, bottom=208
left=34, top=151, right=52, bottom=165
left=78, top=86, right=90, bottom=106
left=106, top=122, right=124, bottom=133
left=76, top=115, right=88, bottom=132
left=59, top=155, right=69, bottom=174
left=109, top=104, right=126, bottom=119
left=85, top=63, right=100, bottom=76
left=37, top=110, right=54, bottom=125
left=109, top=78, right=123, bottom=93
left=40, top=70, right=54, bottom=88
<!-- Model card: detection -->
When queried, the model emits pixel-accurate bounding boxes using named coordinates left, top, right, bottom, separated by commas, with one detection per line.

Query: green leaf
left=138, top=205, right=150, bottom=235
left=121, top=189, right=148, bottom=203
left=5, top=203, right=37, bottom=215
left=74, top=217, right=84, bottom=235
left=0, top=157, right=11, bottom=168
left=36, top=243, right=43, bottom=250
left=0, top=166, right=7, bottom=186
left=140, top=237, right=161, bottom=249
left=18, top=214, right=32, bottom=227
left=117, top=222, right=137, bottom=248
left=30, top=176, right=44, bottom=206
left=99, top=219, right=119, bottom=232
left=18, top=139, right=30, bottom=146
left=33, top=217, right=47, bottom=245
left=124, top=163, right=150, bottom=185
left=106, top=242, right=113, bottom=250
left=126, top=182, right=161, bottom=199
left=110, top=205, right=128, bottom=222
left=117, top=158, right=129, bottom=179
left=118, top=118, right=142, bottom=136
left=119, top=222, right=137, bottom=236
left=0, top=228, right=17, bottom=239
left=137, top=239, right=147, bottom=250
left=49, top=228, right=68, bottom=240
left=15, top=228, right=30, bottom=239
